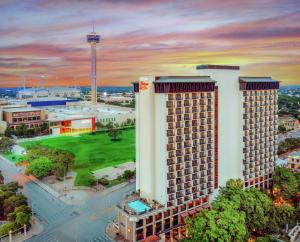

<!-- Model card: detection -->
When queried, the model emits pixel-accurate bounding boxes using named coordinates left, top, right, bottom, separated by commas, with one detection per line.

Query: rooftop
left=3, top=107, right=42, bottom=113
left=288, top=151, right=300, bottom=158
left=154, top=76, right=215, bottom=83
left=239, top=77, right=278, bottom=83
left=196, top=64, right=240, bottom=70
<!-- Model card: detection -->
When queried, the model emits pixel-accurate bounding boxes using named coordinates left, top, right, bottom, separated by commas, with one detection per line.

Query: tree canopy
left=273, top=167, right=298, bottom=200
left=22, top=146, right=75, bottom=179
left=185, top=177, right=299, bottom=241
left=185, top=203, right=247, bottom=242
left=0, top=182, right=31, bottom=235
left=0, top=137, right=15, bottom=153
left=25, top=157, right=53, bottom=178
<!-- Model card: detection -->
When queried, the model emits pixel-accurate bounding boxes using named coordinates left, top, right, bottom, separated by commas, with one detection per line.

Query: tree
left=273, top=204, right=295, bottom=228
left=273, top=167, right=298, bottom=200
left=255, top=236, right=272, bottom=242
left=122, top=170, right=135, bottom=180
left=278, top=124, right=287, bottom=133
left=217, top=180, right=273, bottom=234
left=95, top=121, right=105, bottom=130
left=0, top=182, right=31, bottom=229
left=99, top=177, right=109, bottom=186
left=277, top=138, right=300, bottom=155
left=3, top=194, right=27, bottom=217
left=15, top=212, right=30, bottom=227
left=241, top=188, right=273, bottom=233
left=50, top=150, right=75, bottom=172
left=108, top=128, right=121, bottom=141
left=4, top=127, right=14, bottom=138
left=54, top=162, right=64, bottom=179
left=40, top=122, right=49, bottom=133
left=0, top=137, right=15, bottom=153
left=106, top=122, right=114, bottom=129
left=0, top=222, right=15, bottom=236
left=25, top=157, right=53, bottom=178
left=126, top=118, right=132, bottom=126
left=185, top=203, right=247, bottom=242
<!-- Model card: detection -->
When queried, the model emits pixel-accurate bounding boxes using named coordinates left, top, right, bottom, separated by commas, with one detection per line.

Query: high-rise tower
left=87, top=28, right=100, bottom=104
left=115, top=65, right=279, bottom=242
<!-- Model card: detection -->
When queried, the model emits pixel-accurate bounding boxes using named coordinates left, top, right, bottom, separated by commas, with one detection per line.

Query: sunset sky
left=0, top=0, right=299, bottom=87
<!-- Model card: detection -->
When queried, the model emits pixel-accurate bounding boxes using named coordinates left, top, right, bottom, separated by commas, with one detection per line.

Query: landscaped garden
left=19, top=128, right=135, bottom=186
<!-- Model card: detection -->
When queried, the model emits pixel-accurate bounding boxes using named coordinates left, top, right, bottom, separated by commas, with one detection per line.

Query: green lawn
left=19, top=128, right=135, bottom=186
left=3, top=152, right=21, bottom=163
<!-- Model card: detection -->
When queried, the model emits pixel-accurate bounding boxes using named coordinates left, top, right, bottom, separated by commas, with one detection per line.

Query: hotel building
left=115, top=65, right=279, bottom=242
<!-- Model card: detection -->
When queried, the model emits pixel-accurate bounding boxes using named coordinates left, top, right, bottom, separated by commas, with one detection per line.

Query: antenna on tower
left=92, top=22, right=95, bottom=32
left=23, top=76, right=26, bottom=89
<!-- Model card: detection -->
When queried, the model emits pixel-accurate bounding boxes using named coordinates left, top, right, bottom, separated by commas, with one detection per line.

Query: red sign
left=139, top=81, right=149, bottom=91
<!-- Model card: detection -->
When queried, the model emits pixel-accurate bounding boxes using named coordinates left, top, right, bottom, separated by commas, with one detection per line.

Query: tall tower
left=87, top=27, right=100, bottom=104
left=115, top=65, right=279, bottom=242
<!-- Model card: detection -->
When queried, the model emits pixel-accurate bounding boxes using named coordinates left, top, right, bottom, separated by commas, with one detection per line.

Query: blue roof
left=27, top=99, right=79, bottom=107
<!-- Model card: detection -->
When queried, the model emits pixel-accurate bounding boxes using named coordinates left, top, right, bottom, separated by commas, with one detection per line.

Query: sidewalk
left=9, top=217, right=43, bottom=242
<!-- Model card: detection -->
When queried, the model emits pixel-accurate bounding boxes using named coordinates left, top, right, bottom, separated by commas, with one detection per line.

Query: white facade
left=196, top=68, right=244, bottom=187
left=136, top=84, right=169, bottom=205
left=116, top=65, right=279, bottom=242
left=17, top=87, right=81, bottom=99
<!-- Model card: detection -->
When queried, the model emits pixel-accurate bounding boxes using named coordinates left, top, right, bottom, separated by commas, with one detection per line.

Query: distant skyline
left=0, top=0, right=299, bottom=87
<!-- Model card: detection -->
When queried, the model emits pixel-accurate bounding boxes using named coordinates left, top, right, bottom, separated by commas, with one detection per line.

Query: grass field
left=20, top=128, right=135, bottom=186
left=3, top=152, right=21, bottom=163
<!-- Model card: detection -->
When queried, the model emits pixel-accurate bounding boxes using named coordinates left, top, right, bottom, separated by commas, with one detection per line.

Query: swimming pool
left=128, top=200, right=151, bottom=214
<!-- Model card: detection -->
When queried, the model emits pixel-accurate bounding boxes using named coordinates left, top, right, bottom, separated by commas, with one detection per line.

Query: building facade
left=2, top=107, right=47, bottom=130
left=278, top=116, right=300, bottom=131
left=287, top=151, right=300, bottom=172
left=115, top=65, right=279, bottom=242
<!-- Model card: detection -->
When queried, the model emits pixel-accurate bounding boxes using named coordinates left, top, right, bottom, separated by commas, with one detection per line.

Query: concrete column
left=125, top=218, right=128, bottom=240
left=9, top=230, right=12, bottom=242
left=24, top=224, right=27, bottom=237
left=132, top=222, right=136, bottom=242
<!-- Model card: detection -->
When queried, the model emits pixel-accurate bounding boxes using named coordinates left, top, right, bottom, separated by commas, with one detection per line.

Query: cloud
left=0, top=0, right=299, bottom=87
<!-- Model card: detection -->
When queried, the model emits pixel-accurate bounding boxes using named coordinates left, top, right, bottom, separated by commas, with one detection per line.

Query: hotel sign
left=139, top=81, right=149, bottom=91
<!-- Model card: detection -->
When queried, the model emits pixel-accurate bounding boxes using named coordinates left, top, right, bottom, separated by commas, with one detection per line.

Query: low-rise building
left=287, top=151, right=300, bottom=172
left=48, top=115, right=95, bottom=135
left=279, top=116, right=300, bottom=131
left=17, top=87, right=81, bottom=99
left=2, top=106, right=47, bottom=131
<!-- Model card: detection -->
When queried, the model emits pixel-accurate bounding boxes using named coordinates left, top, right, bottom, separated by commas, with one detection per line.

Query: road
left=0, top=156, right=135, bottom=242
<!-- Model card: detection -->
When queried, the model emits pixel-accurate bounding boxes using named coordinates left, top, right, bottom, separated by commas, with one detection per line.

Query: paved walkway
left=93, top=161, right=135, bottom=180
left=13, top=218, right=43, bottom=242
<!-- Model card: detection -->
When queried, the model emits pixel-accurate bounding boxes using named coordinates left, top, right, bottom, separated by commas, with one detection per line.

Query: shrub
left=0, top=222, right=15, bottom=236
left=99, top=178, right=109, bottom=186
left=26, top=157, right=53, bottom=178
